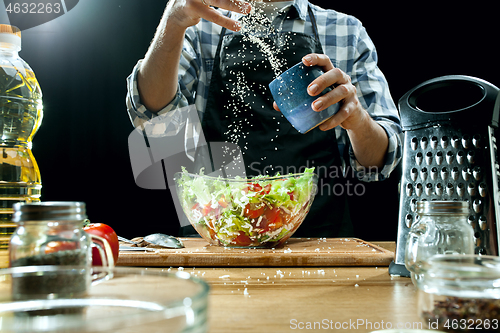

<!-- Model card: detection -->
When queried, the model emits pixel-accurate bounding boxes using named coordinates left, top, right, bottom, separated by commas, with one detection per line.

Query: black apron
left=193, top=4, right=347, bottom=237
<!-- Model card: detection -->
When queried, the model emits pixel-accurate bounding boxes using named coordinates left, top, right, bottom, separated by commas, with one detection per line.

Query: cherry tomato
left=233, top=231, right=252, bottom=246
left=243, top=183, right=263, bottom=193
left=243, top=203, right=265, bottom=219
left=83, top=223, right=119, bottom=266
left=258, top=207, right=283, bottom=233
left=202, top=202, right=213, bottom=216
left=218, top=195, right=228, bottom=208
left=272, top=214, right=283, bottom=229
left=264, top=207, right=280, bottom=223
left=261, top=184, right=272, bottom=195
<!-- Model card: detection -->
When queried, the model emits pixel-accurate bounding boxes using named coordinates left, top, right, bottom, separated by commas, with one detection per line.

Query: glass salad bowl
left=174, top=168, right=318, bottom=248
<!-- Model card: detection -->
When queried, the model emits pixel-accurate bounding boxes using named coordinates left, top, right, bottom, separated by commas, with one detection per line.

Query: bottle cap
left=416, top=200, right=469, bottom=215
left=0, top=24, right=21, bottom=50
left=12, top=202, right=88, bottom=222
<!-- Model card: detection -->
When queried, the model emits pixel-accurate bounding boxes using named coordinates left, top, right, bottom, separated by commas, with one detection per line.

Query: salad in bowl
left=174, top=168, right=318, bottom=247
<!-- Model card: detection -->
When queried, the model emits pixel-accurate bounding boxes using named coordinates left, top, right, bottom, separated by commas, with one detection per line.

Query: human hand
left=166, top=0, right=251, bottom=32
left=273, top=53, right=367, bottom=132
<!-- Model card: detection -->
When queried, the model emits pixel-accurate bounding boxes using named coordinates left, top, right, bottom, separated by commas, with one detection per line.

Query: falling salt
left=221, top=0, right=291, bottom=155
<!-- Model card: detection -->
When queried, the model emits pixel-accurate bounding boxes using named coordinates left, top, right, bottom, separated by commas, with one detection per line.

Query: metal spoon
left=118, top=234, right=184, bottom=249
left=144, top=233, right=184, bottom=248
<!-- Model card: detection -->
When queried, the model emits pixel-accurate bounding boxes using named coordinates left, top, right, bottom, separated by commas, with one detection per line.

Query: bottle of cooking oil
left=0, top=24, right=42, bottom=253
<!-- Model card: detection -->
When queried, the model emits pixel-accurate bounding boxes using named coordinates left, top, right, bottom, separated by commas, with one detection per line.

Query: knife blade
left=119, top=245, right=157, bottom=252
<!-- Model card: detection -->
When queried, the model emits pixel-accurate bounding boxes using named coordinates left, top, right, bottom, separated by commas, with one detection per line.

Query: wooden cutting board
left=117, top=238, right=394, bottom=267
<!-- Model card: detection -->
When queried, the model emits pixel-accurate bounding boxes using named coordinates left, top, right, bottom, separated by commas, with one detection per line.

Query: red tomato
left=272, top=214, right=283, bottom=229
left=202, top=203, right=213, bottom=216
left=244, top=183, right=263, bottom=193
left=233, top=231, right=252, bottom=246
left=218, top=195, right=228, bottom=208
left=258, top=207, right=283, bottom=233
left=83, top=223, right=119, bottom=266
left=261, top=184, right=272, bottom=195
left=264, top=207, right=280, bottom=223
left=243, top=203, right=265, bottom=219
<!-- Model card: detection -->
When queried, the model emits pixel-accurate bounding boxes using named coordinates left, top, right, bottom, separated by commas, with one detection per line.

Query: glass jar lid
left=12, top=202, right=87, bottom=222
left=416, top=200, right=469, bottom=215
left=418, top=254, right=500, bottom=299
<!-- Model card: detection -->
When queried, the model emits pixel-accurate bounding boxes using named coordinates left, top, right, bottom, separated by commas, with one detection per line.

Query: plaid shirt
left=126, top=0, right=403, bottom=181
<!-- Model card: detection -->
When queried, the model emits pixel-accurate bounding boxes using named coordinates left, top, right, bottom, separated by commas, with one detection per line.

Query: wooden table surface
left=0, top=241, right=424, bottom=332
left=127, top=241, right=424, bottom=333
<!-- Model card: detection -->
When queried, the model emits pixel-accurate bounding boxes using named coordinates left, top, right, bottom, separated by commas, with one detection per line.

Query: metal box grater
left=389, top=75, right=500, bottom=277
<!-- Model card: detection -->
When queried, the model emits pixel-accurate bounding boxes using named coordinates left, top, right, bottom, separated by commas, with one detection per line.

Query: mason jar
left=8, top=202, right=93, bottom=268
left=405, top=201, right=474, bottom=285
left=418, top=254, right=500, bottom=332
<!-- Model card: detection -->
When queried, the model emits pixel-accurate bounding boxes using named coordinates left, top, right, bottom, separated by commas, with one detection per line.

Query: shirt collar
left=292, top=0, right=309, bottom=21
left=232, top=0, right=310, bottom=21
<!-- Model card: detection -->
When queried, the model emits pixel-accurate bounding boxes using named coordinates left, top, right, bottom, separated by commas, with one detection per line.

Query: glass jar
left=9, top=202, right=98, bottom=268
left=418, top=254, right=500, bottom=332
left=405, top=201, right=474, bottom=285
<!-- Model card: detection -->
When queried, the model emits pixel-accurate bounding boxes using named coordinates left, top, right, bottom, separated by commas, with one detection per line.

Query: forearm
left=346, top=109, right=389, bottom=170
left=137, top=10, right=187, bottom=112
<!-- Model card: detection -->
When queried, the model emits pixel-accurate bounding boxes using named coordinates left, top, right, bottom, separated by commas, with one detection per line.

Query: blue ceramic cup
left=269, top=62, right=339, bottom=134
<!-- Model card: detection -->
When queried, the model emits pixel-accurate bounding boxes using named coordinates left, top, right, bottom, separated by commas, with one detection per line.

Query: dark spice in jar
left=11, top=249, right=87, bottom=267
left=11, top=250, right=88, bottom=296
left=422, top=296, right=500, bottom=332
left=10, top=250, right=89, bottom=316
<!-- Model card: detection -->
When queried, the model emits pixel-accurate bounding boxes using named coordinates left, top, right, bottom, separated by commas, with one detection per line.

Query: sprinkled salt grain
left=220, top=275, right=230, bottom=279
left=178, top=267, right=184, bottom=271
left=354, top=284, right=359, bottom=287
left=284, top=248, right=292, bottom=253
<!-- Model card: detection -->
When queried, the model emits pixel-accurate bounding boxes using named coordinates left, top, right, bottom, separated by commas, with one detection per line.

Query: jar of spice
left=405, top=201, right=474, bottom=285
left=418, top=254, right=500, bottom=332
left=9, top=202, right=92, bottom=268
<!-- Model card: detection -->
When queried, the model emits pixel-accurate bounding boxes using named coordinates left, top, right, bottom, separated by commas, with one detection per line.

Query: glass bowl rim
left=173, top=171, right=318, bottom=183
left=0, top=265, right=210, bottom=303
left=420, top=254, right=500, bottom=279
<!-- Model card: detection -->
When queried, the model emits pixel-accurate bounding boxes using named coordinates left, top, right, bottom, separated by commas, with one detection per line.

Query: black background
left=1, top=1, right=497, bottom=240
